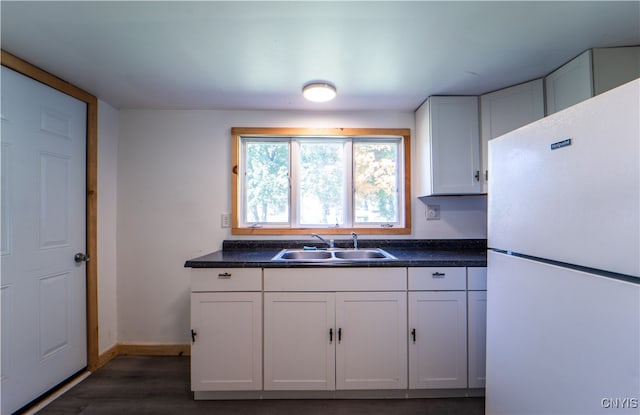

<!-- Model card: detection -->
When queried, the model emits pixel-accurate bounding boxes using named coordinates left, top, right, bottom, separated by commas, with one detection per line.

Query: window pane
left=299, top=140, right=345, bottom=226
left=354, top=141, right=399, bottom=223
left=244, top=141, right=289, bottom=223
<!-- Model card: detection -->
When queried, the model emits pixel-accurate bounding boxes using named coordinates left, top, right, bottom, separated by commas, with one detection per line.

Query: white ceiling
left=2, top=1, right=639, bottom=111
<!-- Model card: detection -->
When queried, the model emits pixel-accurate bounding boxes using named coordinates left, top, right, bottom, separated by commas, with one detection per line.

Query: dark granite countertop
left=185, top=239, right=487, bottom=268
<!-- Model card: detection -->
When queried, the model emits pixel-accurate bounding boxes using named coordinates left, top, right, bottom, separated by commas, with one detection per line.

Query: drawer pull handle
left=218, top=272, right=232, bottom=279
left=432, top=272, right=446, bottom=278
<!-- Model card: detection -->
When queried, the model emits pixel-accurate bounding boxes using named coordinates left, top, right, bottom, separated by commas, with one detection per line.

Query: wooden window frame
left=231, top=127, right=411, bottom=235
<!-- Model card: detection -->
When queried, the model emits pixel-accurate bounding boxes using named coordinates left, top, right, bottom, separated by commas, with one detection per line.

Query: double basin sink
left=271, top=248, right=397, bottom=262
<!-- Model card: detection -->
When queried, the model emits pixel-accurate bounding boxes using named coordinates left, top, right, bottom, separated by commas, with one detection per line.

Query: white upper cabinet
left=416, top=96, right=481, bottom=196
left=592, top=46, right=640, bottom=95
left=415, top=46, right=639, bottom=195
left=545, top=46, right=640, bottom=115
left=480, top=79, right=545, bottom=192
left=545, top=50, right=594, bottom=115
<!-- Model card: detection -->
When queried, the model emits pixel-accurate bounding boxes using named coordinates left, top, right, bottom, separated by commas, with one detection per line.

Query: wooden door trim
left=1, top=50, right=100, bottom=371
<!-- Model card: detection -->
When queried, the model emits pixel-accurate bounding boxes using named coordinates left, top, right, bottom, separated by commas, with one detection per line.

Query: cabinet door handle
left=338, top=328, right=342, bottom=342
left=432, top=272, right=446, bottom=278
left=411, top=328, right=416, bottom=343
left=474, top=170, right=480, bottom=181
left=191, top=329, right=197, bottom=343
left=485, top=170, right=488, bottom=181
left=329, top=328, right=333, bottom=343
left=217, top=272, right=232, bottom=279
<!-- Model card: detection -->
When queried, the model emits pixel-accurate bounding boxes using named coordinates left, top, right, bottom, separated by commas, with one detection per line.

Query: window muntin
left=232, top=128, right=411, bottom=235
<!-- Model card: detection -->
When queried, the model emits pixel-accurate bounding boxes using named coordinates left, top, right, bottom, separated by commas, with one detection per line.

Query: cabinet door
left=480, top=79, right=544, bottom=192
left=429, top=96, right=481, bottom=195
left=264, top=292, right=336, bottom=390
left=335, top=292, right=407, bottom=390
left=592, top=46, right=640, bottom=95
left=468, top=290, right=487, bottom=388
left=409, top=291, right=467, bottom=389
left=190, top=292, right=262, bottom=391
left=467, top=267, right=488, bottom=291
left=545, top=50, right=594, bottom=115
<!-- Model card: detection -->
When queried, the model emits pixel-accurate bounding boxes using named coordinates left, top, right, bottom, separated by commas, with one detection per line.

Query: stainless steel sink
left=333, top=250, right=388, bottom=260
left=271, top=248, right=397, bottom=262
left=278, top=250, right=333, bottom=260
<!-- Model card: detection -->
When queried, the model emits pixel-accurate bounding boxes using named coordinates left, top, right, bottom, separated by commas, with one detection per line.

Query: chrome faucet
left=311, top=233, right=334, bottom=248
left=351, top=232, right=359, bottom=250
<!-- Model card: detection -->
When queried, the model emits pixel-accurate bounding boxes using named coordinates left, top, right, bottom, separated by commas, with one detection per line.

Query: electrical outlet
left=221, top=213, right=231, bottom=228
left=426, top=204, right=440, bottom=221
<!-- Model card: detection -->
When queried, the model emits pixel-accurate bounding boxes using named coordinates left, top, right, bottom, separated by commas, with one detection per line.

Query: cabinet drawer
left=467, top=267, right=487, bottom=291
left=408, top=267, right=466, bottom=291
left=264, top=267, right=406, bottom=291
left=191, top=268, right=262, bottom=292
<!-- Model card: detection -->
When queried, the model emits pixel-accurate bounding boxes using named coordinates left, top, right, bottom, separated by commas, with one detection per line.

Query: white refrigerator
left=486, top=79, right=640, bottom=414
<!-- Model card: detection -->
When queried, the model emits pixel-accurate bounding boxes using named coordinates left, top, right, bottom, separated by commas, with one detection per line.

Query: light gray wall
left=115, top=109, right=487, bottom=344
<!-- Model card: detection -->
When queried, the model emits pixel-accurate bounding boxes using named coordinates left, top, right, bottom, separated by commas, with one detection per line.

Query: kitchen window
left=231, top=127, right=411, bottom=235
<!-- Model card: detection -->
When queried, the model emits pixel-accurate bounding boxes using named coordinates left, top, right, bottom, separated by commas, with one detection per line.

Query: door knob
left=74, top=253, right=90, bottom=263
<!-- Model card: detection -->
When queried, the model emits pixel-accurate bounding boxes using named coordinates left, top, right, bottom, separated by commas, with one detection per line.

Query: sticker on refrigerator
left=550, top=138, right=572, bottom=150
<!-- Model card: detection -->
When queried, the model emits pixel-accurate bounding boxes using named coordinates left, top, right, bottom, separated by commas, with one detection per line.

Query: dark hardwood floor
left=35, top=356, right=484, bottom=415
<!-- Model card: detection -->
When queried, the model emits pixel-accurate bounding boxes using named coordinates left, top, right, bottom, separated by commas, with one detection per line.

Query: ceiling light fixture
left=302, top=82, right=337, bottom=102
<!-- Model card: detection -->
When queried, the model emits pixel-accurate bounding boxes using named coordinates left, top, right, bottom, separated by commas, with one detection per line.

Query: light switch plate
left=221, top=213, right=231, bottom=228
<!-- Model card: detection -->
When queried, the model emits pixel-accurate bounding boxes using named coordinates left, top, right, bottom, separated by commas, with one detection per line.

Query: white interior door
left=1, top=66, right=87, bottom=415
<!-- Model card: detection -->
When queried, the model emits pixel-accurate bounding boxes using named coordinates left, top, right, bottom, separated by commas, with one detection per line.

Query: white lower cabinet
left=190, top=291, right=263, bottom=391
left=190, top=268, right=263, bottom=392
left=408, top=291, right=468, bottom=389
left=263, top=267, right=407, bottom=391
left=467, top=290, right=487, bottom=388
left=408, top=267, right=468, bottom=389
left=191, top=265, right=486, bottom=397
left=263, top=290, right=407, bottom=391
left=467, top=267, right=487, bottom=389
left=335, top=291, right=408, bottom=390
left=263, top=292, right=336, bottom=390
